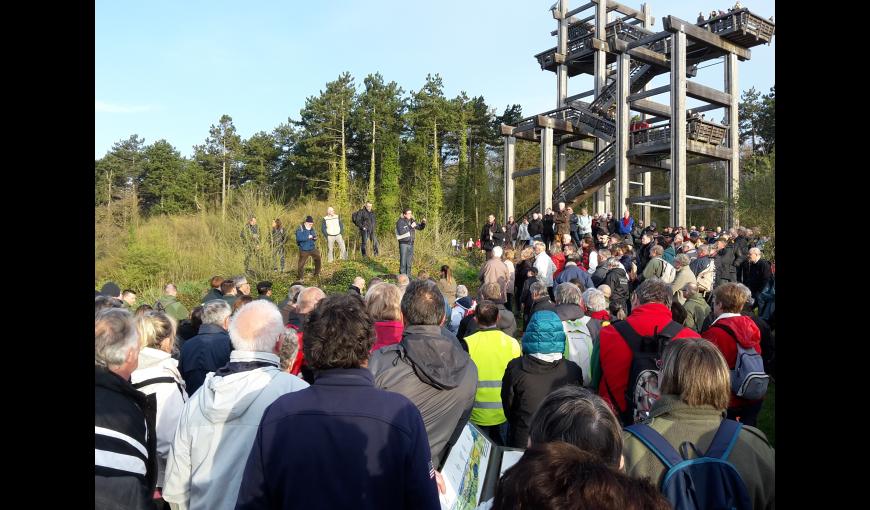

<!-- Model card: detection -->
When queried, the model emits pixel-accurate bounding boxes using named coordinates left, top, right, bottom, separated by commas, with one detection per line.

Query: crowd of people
left=96, top=204, right=774, bottom=509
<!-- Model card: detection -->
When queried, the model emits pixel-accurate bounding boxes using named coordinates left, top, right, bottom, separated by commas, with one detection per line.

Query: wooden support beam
left=631, top=98, right=671, bottom=118
left=615, top=51, right=630, bottom=214
left=670, top=29, right=687, bottom=228
left=604, top=0, right=642, bottom=19
left=566, top=2, right=595, bottom=18
left=628, top=193, right=670, bottom=203
left=536, top=115, right=577, bottom=135
left=566, top=140, right=595, bottom=151
left=512, top=167, right=540, bottom=179
left=566, top=89, right=596, bottom=102
left=591, top=38, right=609, bottom=52
left=541, top=127, right=554, bottom=212
left=725, top=51, right=740, bottom=227
left=686, top=81, right=731, bottom=107
left=500, top=124, right=515, bottom=136
left=662, top=16, right=751, bottom=60
left=626, top=30, right=671, bottom=50
left=612, top=39, right=669, bottom=68
left=505, top=136, right=515, bottom=223
left=628, top=84, right=670, bottom=101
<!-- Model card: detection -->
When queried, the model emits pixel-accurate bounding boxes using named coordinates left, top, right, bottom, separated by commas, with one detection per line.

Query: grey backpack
left=712, top=323, right=769, bottom=400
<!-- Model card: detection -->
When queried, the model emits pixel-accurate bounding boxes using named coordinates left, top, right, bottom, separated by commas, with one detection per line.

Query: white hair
left=606, top=257, right=622, bottom=269
left=749, top=247, right=761, bottom=256
left=492, top=246, right=503, bottom=258
left=583, top=288, right=607, bottom=312
left=228, top=300, right=285, bottom=352
left=455, top=285, right=469, bottom=299
left=201, top=300, right=232, bottom=326
left=95, top=309, right=139, bottom=367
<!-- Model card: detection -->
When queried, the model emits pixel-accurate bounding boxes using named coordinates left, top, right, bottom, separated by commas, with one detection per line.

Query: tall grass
left=96, top=189, right=481, bottom=309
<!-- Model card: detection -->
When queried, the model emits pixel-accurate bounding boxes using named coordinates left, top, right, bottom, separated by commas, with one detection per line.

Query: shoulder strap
left=710, top=321, right=739, bottom=341
left=658, top=321, right=685, bottom=340
left=132, top=376, right=186, bottom=399
left=625, top=424, right=683, bottom=468
left=611, top=320, right=643, bottom=346
left=704, top=419, right=743, bottom=460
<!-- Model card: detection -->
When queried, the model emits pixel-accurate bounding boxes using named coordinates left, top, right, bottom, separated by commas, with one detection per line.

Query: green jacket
left=156, top=295, right=189, bottom=323
left=622, top=395, right=775, bottom=510
left=682, top=294, right=711, bottom=332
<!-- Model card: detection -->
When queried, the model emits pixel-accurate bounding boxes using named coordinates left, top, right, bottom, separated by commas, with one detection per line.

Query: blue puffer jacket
left=521, top=310, right=566, bottom=354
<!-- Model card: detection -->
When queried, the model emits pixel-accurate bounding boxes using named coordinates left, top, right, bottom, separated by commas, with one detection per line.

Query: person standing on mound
left=396, top=209, right=426, bottom=276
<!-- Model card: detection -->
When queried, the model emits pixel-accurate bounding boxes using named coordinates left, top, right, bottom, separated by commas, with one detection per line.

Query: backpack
left=625, top=419, right=752, bottom=510
left=562, top=317, right=600, bottom=388
left=660, top=259, right=677, bottom=283
left=695, top=260, right=716, bottom=293
left=607, top=320, right=684, bottom=425
left=155, top=299, right=167, bottom=313
left=711, top=323, right=770, bottom=400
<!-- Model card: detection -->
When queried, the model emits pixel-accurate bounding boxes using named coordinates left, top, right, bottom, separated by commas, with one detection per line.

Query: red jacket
left=701, top=315, right=762, bottom=408
left=371, top=320, right=404, bottom=352
left=597, top=303, right=697, bottom=415
left=589, top=309, right=611, bottom=322
left=552, top=252, right=567, bottom=279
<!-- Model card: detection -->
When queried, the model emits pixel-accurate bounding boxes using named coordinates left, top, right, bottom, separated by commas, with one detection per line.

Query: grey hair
left=675, top=253, right=690, bottom=267
left=201, top=300, right=232, bottom=326
left=234, top=276, right=248, bottom=288
left=748, top=247, right=761, bottom=256
left=492, top=246, right=503, bottom=258
left=555, top=283, right=582, bottom=305
left=651, top=245, right=664, bottom=256
left=279, top=326, right=300, bottom=371
left=296, top=287, right=326, bottom=314
left=582, top=288, right=606, bottom=312
left=697, top=244, right=710, bottom=255
left=288, top=284, right=305, bottom=303
left=455, top=285, right=469, bottom=299
left=95, top=308, right=139, bottom=367
left=598, top=249, right=612, bottom=261
left=682, top=282, right=699, bottom=299
left=228, top=300, right=285, bottom=352
left=606, top=257, right=621, bottom=269
left=530, top=280, right=548, bottom=298
left=635, top=278, right=673, bottom=307
left=735, top=282, right=753, bottom=306
left=533, top=241, right=546, bottom=250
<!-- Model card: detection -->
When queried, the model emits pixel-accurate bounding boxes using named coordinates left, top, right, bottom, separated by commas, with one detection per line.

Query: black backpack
left=607, top=320, right=684, bottom=425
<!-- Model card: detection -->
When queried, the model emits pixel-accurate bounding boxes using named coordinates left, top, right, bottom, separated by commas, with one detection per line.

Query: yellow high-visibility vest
left=465, top=328, right=521, bottom=426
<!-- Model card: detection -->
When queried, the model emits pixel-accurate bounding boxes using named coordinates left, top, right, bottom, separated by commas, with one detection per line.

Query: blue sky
left=95, top=0, right=775, bottom=158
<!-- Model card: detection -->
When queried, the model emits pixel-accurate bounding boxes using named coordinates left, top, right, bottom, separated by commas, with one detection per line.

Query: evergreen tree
left=377, top=134, right=401, bottom=234
left=407, top=74, right=450, bottom=235
left=354, top=73, right=405, bottom=204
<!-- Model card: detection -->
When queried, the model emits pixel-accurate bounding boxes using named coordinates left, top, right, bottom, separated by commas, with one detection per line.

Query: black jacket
left=396, top=217, right=425, bottom=245
left=201, top=287, right=223, bottom=304
left=457, top=303, right=517, bottom=341
left=733, top=235, right=750, bottom=269
left=481, top=221, right=504, bottom=251
left=603, top=267, right=630, bottom=313
left=505, top=222, right=519, bottom=243
left=542, top=215, right=555, bottom=239
left=607, top=218, right=620, bottom=236
left=95, top=366, right=157, bottom=509
left=527, top=219, right=543, bottom=238
left=353, top=207, right=376, bottom=231
left=743, top=259, right=772, bottom=299
left=637, top=242, right=653, bottom=274
left=368, top=325, right=478, bottom=467
left=590, top=264, right=609, bottom=287
left=178, top=323, right=233, bottom=395
left=530, top=296, right=557, bottom=317
left=502, top=356, right=582, bottom=448
left=714, top=243, right=737, bottom=283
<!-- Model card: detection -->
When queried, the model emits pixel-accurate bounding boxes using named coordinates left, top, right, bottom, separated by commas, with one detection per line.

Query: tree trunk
left=221, top=138, right=227, bottom=222
left=369, top=117, right=377, bottom=201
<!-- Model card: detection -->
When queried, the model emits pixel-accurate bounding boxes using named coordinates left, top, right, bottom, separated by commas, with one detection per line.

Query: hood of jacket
left=522, top=311, right=566, bottom=354
left=198, top=351, right=283, bottom=424
left=401, top=325, right=472, bottom=390
left=711, top=315, right=761, bottom=348
left=455, top=296, right=475, bottom=310
left=555, top=303, right=584, bottom=321
left=136, top=347, right=175, bottom=371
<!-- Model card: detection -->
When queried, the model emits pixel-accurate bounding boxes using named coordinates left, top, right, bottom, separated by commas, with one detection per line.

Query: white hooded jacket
left=162, top=351, right=309, bottom=510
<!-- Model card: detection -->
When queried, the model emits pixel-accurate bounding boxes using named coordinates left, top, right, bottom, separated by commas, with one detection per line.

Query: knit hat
left=304, top=215, right=314, bottom=224
left=100, top=282, right=121, bottom=298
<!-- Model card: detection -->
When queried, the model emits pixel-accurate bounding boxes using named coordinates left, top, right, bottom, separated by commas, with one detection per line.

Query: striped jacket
left=95, top=366, right=157, bottom=510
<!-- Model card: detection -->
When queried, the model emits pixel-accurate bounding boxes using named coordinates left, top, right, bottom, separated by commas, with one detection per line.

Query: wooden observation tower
left=501, top=0, right=775, bottom=228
